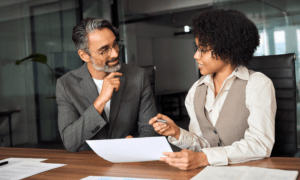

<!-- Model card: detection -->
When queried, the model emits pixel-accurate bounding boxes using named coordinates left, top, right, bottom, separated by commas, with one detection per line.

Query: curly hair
left=192, top=9, right=259, bottom=67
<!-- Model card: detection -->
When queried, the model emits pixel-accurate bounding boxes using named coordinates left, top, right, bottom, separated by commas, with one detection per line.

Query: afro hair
left=192, top=9, right=260, bottom=67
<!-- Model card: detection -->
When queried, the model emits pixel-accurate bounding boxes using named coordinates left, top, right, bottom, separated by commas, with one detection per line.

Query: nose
left=194, top=50, right=201, bottom=60
left=110, top=47, right=118, bottom=58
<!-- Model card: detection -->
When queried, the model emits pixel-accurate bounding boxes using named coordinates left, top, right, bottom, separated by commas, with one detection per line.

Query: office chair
left=248, top=53, right=299, bottom=157
left=140, top=65, right=156, bottom=96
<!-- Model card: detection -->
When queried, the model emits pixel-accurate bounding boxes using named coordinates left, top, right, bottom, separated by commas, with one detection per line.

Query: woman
left=149, top=9, right=276, bottom=170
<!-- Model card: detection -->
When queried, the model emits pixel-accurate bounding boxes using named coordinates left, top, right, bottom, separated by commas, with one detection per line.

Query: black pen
left=0, top=161, right=8, bottom=166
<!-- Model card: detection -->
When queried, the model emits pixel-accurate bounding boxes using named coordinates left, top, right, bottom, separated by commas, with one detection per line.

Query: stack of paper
left=191, top=166, right=299, bottom=180
left=0, top=158, right=66, bottom=180
left=86, top=137, right=173, bottom=163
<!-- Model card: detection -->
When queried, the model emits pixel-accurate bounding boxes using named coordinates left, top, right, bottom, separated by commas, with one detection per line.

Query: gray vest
left=194, top=71, right=254, bottom=147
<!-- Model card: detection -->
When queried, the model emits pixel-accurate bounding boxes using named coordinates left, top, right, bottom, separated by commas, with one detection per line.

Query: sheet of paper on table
left=81, top=176, right=170, bottom=180
left=0, top=158, right=66, bottom=180
left=191, top=166, right=299, bottom=180
left=0, top=157, right=47, bottom=168
left=86, top=136, right=173, bottom=163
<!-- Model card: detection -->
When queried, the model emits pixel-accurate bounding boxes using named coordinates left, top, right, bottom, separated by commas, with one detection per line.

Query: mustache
left=105, top=57, right=119, bottom=65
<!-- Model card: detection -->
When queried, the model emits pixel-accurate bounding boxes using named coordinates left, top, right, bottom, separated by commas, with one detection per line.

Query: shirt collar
left=196, top=65, right=250, bottom=86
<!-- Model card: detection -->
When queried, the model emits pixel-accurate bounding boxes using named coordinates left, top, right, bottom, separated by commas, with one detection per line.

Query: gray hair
left=72, top=18, right=119, bottom=55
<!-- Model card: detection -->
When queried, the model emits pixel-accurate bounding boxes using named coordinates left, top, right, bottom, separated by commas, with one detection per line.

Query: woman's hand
left=149, top=113, right=181, bottom=139
left=160, top=149, right=209, bottom=170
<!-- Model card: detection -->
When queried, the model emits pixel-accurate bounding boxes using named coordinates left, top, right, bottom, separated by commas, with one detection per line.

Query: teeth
left=198, top=64, right=203, bottom=67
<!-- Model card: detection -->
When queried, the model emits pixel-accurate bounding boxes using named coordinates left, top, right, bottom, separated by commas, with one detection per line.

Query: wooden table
left=0, top=148, right=300, bottom=180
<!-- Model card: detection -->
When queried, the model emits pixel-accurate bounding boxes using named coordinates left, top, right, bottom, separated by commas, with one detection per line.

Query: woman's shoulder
left=249, top=71, right=272, bottom=84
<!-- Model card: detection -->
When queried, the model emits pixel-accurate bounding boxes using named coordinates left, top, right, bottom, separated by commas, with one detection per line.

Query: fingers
left=161, top=159, right=189, bottom=170
left=149, top=116, right=158, bottom=125
left=103, top=78, right=121, bottom=91
left=149, top=113, right=170, bottom=124
left=160, top=156, right=189, bottom=169
left=105, top=72, right=122, bottom=79
left=125, top=135, right=133, bottom=138
left=163, top=152, right=184, bottom=158
left=155, top=125, right=169, bottom=135
left=157, top=113, right=173, bottom=123
left=160, top=153, right=191, bottom=170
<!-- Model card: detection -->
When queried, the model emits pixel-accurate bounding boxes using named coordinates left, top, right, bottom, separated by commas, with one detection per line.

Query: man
left=56, top=18, right=158, bottom=152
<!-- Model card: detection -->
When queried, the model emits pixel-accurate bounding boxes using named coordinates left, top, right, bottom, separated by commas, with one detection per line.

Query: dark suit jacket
left=56, top=63, right=158, bottom=152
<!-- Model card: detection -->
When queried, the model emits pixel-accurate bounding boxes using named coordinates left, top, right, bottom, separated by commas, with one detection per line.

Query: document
left=81, top=176, right=169, bottom=180
left=0, top=160, right=66, bottom=180
left=191, top=166, right=299, bottom=180
left=86, top=137, right=173, bottom=163
left=0, top=158, right=47, bottom=168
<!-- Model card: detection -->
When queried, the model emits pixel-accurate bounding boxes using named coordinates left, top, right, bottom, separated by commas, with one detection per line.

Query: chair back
left=248, top=53, right=297, bottom=157
left=141, top=65, right=156, bottom=96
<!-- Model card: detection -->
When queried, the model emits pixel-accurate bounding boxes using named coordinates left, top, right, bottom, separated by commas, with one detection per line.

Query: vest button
left=214, top=130, right=217, bottom=134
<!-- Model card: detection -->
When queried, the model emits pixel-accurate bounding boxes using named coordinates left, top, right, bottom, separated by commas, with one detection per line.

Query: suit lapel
left=78, top=63, right=99, bottom=104
left=108, top=65, right=126, bottom=138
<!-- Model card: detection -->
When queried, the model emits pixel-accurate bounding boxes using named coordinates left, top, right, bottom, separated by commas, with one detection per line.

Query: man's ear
left=78, top=50, right=91, bottom=63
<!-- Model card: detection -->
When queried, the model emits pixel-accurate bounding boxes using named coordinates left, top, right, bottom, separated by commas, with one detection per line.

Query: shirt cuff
left=168, top=128, right=192, bottom=149
left=202, top=147, right=228, bottom=166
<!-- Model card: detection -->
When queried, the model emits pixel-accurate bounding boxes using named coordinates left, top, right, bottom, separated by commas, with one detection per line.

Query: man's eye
left=101, top=49, right=109, bottom=54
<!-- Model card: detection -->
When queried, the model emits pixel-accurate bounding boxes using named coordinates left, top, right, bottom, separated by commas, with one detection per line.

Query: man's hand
left=149, top=113, right=180, bottom=139
left=160, top=149, right=209, bottom=170
left=94, top=72, right=122, bottom=114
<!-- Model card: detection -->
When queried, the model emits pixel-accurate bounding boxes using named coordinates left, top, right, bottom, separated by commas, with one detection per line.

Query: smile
left=107, top=59, right=119, bottom=65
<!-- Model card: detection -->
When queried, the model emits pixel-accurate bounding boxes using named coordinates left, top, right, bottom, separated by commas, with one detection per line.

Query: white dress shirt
left=93, top=78, right=111, bottom=120
left=168, top=66, right=277, bottom=166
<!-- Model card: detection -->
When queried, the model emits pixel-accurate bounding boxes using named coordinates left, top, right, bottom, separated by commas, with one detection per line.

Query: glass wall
left=213, top=0, right=300, bottom=148
left=0, top=0, right=81, bottom=148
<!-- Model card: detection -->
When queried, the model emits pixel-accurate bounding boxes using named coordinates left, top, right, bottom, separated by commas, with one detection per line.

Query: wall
left=122, top=22, right=198, bottom=94
left=0, top=0, right=80, bottom=146
left=0, top=2, right=36, bottom=146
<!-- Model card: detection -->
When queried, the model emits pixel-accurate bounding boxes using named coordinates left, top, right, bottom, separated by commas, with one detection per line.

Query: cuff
left=202, top=147, right=228, bottom=166
left=84, top=104, right=107, bottom=131
left=168, top=128, right=192, bottom=149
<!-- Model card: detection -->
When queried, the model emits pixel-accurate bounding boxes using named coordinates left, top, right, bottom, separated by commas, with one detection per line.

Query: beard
left=91, top=57, right=121, bottom=73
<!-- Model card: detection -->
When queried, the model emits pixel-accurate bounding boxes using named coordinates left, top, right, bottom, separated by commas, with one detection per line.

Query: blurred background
left=0, top=0, right=299, bottom=150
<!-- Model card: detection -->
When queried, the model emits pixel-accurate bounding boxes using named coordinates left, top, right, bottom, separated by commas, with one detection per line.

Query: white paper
left=0, top=158, right=47, bottom=168
left=242, top=167, right=299, bottom=180
left=0, top=161, right=66, bottom=180
left=191, top=166, right=248, bottom=180
left=86, top=137, right=173, bottom=163
left=191, top=166, right=299, bottom=180
left=81, top=176, right=169, bottom=180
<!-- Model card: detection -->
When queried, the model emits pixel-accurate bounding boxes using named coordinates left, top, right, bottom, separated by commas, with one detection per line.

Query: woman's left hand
left=160, top=149, right=209, bottom=170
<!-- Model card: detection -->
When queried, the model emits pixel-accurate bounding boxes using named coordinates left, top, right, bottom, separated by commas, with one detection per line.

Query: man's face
left=87, top=28, right=120, bottom=72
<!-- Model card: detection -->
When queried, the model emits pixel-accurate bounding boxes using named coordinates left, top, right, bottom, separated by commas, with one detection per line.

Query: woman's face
left=194, top=38, right=227, bottom=76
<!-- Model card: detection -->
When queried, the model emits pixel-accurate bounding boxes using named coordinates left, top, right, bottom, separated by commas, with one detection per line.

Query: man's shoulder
left=121, top=63, right=145, bottom=77
left=58, top=64, right=85, bottom=83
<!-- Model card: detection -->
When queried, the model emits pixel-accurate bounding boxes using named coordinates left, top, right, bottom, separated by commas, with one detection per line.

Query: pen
left=0, top=161, right=8, bottom=167
left=156, top=119, right=167, bottom=123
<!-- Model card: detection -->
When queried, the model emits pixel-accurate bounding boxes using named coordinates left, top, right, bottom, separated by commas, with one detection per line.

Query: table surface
left=0, top=147, right=300, bottom=180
